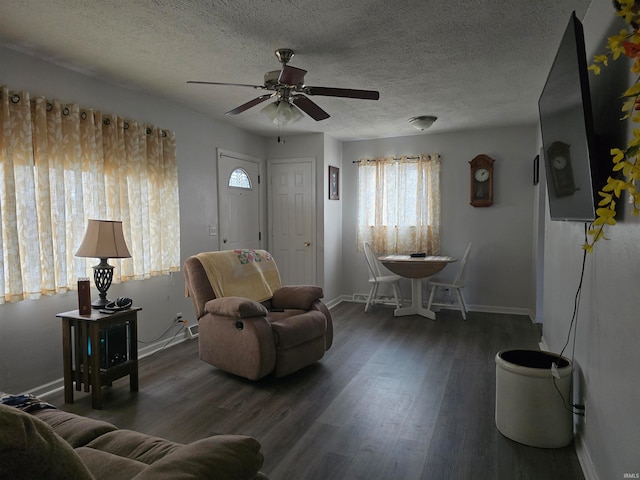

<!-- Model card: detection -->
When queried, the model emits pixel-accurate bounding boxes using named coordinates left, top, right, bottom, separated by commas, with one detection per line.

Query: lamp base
left=92, top=297, right=111, bottom=309
left=92, top=259, right=114, bottom=309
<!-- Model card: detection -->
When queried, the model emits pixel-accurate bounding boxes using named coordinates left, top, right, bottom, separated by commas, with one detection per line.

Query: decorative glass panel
left=228, top=168, right=252, bottom=189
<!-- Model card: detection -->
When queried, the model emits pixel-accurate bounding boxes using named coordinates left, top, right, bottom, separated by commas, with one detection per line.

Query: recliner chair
left=183, top=249, right=332, bottom=380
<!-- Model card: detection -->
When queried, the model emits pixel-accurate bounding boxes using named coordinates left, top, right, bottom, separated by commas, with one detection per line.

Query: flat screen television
left=538, top=11, right=601, bottom=222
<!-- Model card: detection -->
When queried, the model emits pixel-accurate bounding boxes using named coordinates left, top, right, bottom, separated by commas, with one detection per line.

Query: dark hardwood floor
left=45, top=302, right=585, bottom=480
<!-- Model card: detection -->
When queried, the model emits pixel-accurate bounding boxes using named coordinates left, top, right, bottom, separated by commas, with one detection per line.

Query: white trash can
left=495, top=349, right=573, bottom=448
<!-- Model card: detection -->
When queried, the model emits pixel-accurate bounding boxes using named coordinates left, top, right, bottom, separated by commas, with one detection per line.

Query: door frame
left=217, top=148, right=266, bottom=251
left=267, top=157, right=317, bottom=284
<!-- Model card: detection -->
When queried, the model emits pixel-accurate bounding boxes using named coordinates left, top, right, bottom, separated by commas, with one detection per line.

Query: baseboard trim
left=539, top=335, right=550, bottom=352
left=332, top=295, right=533, bottom=318
left=575, top=435, right=598, bottom=480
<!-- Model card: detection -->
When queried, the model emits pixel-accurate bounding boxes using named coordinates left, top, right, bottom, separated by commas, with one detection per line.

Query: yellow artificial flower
left=607, top=29, right=630, bottom=59
left=616, top=1, right=636, bottom=23
left=593, top=207, right=617, bottom=226
left=588, top=64, right=601, bottom=75
left=584, top=2, right=640, bottom=251
left=611, top=148, right=626, bottom=162
left=629, top=128, right=640, bottom=147
left=582, top=243, right=593, bottom=252
left=598, top=190, right=613, bottom=206
left=594, top=54, right=609, bottom=66
left=623, top=82, right=640, bottom=98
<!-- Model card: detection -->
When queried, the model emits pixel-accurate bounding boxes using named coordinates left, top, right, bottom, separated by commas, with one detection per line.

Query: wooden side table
left=57, top=307, right=141, bottom=409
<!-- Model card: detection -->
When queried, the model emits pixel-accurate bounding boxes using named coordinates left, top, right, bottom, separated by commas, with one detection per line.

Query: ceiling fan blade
left=187, top=80, right=266, bottom=90
left=292, top=95, right=330, bottom=121
left=225, top=94, right=273, bottom=115
left=305, top=86, right=380, bottom=100
left=278, top=65, right=307, bottom=86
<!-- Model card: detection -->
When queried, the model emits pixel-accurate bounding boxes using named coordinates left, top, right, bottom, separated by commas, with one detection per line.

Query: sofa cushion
left=86, top=429, right=181, bottom=464
left=270, top=310, right=327, bottom=349
left=130, top=435, right=264, bottom=480
left=32, top=408, right=118, bottom=448
left=271, top=285, right=323, bottom=310
left=75, top=446, right=146, bottom=480
left=0, top=404, right=94, bottom=480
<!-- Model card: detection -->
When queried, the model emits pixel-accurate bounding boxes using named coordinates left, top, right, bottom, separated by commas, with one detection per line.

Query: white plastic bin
left=495, top=349, right=573, bottom=448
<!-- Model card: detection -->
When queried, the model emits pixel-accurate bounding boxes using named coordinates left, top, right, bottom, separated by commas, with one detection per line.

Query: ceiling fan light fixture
left=261, top=102, right=279, bottom=122
left=275, top=100, right=303, bottom=124
left=409, top=115, right=437, bottom=131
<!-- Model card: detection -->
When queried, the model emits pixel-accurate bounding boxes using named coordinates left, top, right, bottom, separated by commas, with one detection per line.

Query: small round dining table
left=378, top=255, right=457, bottom=319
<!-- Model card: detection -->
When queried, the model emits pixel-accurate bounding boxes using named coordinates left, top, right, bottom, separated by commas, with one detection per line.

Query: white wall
left=541, top=1, right=640, bottom=478
left=0, top=45, right=266, bottom=393
left=341, top=126, right=537, bottom=314
left=323, top=135, right=344, bottom=303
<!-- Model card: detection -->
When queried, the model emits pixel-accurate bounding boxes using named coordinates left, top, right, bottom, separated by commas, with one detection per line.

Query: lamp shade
left=75, top=219, right=131, bottom=259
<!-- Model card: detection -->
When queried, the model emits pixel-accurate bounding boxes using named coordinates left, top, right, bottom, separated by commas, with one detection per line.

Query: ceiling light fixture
left=261, top=101, right=304, bottom=125
left=409, top=115, right=437, bottom=131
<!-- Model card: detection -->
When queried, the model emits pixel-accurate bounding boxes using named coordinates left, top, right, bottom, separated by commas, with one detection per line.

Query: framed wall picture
left=329, top=166, right=340, bottom=200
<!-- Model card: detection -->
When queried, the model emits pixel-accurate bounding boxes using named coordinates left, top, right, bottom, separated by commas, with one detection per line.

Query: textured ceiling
left=0, top=0, right=593, bottom=141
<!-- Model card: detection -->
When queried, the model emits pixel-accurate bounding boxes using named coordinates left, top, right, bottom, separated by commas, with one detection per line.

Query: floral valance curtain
left=0, top=86, right=180, bottom=304
left=357, top=153, right=441, bottom=255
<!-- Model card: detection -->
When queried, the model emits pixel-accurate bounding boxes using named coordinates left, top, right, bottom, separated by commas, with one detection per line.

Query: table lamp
left=75, top=219, right=131, bottom=308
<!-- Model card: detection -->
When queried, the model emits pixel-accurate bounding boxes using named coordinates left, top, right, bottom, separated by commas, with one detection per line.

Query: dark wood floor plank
left=43, top=302, right=585, bottom=480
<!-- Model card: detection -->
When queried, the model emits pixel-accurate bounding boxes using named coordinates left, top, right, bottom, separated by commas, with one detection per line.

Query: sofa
left=0, top=395, right=268, bottom=480
left=184, top=249, right=333, bottom=380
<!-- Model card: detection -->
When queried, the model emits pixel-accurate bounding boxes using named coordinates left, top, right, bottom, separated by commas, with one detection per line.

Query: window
left=0, top=86, right=180, bottom=304
left=228, top=168, right=252, bottom=189
left=357, top=154, right=441, bottom=254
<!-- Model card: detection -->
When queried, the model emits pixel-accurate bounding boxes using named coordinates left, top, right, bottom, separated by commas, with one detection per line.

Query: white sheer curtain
left=357, top=153, right=441, bottom=254
left=0, top=86, right=180, bottom=304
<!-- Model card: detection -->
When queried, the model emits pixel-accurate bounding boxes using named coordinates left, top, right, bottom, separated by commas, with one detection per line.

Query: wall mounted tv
left=538, top=11, right=602, bottom=222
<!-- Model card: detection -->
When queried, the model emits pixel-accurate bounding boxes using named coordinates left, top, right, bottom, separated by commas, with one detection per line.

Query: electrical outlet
left=175, top=312, right=183, bottom=323
left=208, top=225, right=217, bottom=236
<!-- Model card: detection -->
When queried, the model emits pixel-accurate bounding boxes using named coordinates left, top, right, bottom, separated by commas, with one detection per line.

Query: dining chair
left=426, top=242, right=472, bottom=320
left=363, top=242, right=402, bottom=312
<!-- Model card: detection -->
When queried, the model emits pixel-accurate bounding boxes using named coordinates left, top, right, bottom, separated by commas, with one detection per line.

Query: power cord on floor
left=138, top=315, right=187, bottom=357
left=143, top=323, right=186, bottom=358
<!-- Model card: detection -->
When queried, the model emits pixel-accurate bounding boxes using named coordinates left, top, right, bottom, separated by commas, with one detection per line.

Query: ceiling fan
left=187, top=48, right=380, bottom=122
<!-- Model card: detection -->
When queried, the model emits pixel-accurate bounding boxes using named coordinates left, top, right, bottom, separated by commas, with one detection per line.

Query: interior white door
left=269, top=159, right=316, bottom=285
left=217, top=151, right=261, bottom=250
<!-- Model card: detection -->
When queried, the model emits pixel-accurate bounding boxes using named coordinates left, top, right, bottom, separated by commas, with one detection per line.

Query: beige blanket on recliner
left=195, top=249, right=282, bottom=302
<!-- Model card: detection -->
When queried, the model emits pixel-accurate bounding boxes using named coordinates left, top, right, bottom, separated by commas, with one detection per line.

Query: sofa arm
left=271, top=286, right=323, bottom=310
left=205, top=297, right=269, bottom=318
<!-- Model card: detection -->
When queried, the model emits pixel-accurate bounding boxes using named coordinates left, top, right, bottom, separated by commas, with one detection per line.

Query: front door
left=217, top=150, right=262, bottom=250
left=268, top=158, right=316, bottom=285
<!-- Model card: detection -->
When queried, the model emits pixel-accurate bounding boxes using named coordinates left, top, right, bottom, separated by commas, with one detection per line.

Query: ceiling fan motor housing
left=264, top=70, right=281, bottom=88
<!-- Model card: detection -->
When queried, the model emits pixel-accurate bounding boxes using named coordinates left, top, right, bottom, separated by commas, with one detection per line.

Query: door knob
left=304, top=242, right=311, bottom=247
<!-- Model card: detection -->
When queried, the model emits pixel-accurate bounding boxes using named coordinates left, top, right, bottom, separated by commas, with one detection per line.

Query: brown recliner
left=183, top=250, right=332, bottom=380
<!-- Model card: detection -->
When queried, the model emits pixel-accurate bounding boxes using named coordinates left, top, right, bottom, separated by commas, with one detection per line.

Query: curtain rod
left=352, top=156, right=422, bottom=163
left=2, top=91, right=168, bottom=136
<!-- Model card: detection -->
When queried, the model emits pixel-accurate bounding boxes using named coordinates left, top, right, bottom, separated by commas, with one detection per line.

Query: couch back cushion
left=32, top=408, right=118, bottom=448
